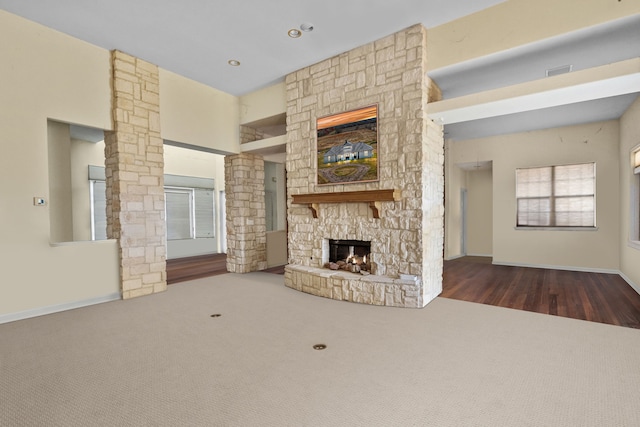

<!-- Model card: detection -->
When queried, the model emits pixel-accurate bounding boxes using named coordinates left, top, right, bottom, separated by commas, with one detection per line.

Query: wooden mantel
left=291, top=189, right=401, bottom=219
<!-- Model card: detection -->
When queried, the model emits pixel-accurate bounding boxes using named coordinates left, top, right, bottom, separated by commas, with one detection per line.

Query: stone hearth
left=285, top=265, right=421, bottom=307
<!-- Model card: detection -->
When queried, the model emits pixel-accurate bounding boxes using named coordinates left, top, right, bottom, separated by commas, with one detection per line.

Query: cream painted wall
left=160, top=69, right=240, bottom=154
left=428, top=0, right=640, bottom=71
left=164, top=144, right=225, bottom=180
left=619, top=96, right=640, bottom=291
left=47, top=121, right=74, bottom=243
left=239, top=82, right=286, bottom=125
left=447, top=120, right=620, bottom=271
left=466, top=168, right=493, bottom=256
left=0, top=10, right=119, bottom=318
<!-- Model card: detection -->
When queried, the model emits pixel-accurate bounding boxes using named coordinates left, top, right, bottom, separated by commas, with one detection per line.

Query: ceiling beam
left=427, top=58, right=640, bottom=124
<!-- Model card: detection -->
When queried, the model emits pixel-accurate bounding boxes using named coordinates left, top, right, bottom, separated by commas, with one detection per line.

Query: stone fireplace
left=284, top=24, right=444, bottom=308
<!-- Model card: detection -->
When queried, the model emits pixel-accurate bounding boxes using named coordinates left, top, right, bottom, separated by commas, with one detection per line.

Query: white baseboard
left=491, top=260, right=620, bottom=275
left=618, top=271, right=640, bottom=296
left=445, top=253, right=493, bottom=260
left=0, top=292, right=121, bottom=325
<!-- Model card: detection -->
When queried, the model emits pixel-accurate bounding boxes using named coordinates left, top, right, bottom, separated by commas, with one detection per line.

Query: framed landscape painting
left=316, top=104, right=378, bottom=186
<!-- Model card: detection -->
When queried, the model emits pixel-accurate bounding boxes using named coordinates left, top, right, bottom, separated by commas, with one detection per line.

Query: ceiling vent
left=546, top=64, right=573, bottom=77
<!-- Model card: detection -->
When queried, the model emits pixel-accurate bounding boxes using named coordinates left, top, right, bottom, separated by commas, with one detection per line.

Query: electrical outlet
left=33, top=197, right=46, bottom=206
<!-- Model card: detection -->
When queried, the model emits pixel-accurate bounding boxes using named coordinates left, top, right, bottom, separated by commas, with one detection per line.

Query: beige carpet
left=1, top=272, right=639, bottom=426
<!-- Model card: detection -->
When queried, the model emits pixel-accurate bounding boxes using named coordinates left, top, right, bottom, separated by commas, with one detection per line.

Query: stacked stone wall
left=224, top=153, right=267, bottom=273
left=284, top=25, right=444, bottom=307
left=240, top=125, right=265, bottom=144
left=104, top=50, right=166, bottom=299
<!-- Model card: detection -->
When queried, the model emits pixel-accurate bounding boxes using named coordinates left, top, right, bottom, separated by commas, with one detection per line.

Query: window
left=165, top=188, right=194, bottom=240
left=516, top=162, right=595, bottom=228
left=88, top=167, right=216, bottom=242
left=161, top=187, right=215, bottom=240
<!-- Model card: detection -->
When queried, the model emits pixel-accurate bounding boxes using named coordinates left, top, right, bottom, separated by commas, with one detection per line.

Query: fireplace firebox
left=327, top=239, right=370, bottom=263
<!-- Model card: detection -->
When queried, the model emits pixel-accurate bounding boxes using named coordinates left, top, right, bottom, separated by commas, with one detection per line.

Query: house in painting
left=323, top=140, right=374, bottom=164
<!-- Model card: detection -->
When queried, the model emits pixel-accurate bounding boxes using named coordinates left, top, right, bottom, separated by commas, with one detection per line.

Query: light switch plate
left=34, top=197, right=46, bottom=206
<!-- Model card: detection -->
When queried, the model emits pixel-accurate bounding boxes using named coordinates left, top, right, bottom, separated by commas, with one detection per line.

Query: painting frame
left=316, top=104, right=379, bottom=186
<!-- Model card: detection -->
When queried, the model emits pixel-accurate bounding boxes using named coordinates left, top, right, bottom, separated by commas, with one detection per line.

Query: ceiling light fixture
left=228, top=59, right=240, bottom=66
left=300, top=23, right=314, bottom=32
left=288, top=28, right=302, bottom=38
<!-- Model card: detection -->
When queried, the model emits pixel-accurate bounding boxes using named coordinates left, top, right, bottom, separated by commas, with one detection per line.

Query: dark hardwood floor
left=167, top=253, right=640, bottom=329
left=166, top=254, right=284, bottom=284
left=166, top=253, right=228, bottom=284
left=443, top=256, right=640, bottom=329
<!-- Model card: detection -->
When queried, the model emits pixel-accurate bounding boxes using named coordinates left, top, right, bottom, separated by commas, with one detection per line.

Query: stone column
left=104, top=50, right=166, bottom=299
left=224, top=153, right=267, bottom=273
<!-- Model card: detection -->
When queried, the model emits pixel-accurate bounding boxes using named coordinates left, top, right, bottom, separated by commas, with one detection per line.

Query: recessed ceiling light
left=288, top=28, right=302, bottom=38
left=300, top=23, right=314, bottom=32
left=228, top=59, right=240, bottom=66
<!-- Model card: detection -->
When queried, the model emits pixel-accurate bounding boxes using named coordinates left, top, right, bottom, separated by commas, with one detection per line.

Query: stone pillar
left=224, top=153, right=267, bottom=273
left=104, top=50, right=166, bottom=299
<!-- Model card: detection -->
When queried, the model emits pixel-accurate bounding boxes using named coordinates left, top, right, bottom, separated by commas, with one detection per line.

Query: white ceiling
left=1, top=1, right=638, bottom=142
left=0, top=0, right=506, bottom=96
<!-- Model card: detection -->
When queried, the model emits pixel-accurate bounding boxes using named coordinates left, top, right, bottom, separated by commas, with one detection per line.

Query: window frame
left=515, top=162, right=597, bottom=230
left=164, top=186, right=196, bottom=241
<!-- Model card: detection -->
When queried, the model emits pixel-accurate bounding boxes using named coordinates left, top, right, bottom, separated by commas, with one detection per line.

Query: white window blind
left=516, top=162, right=595, bottom=227
left=194, top=189, right=215, bottom=238
left=91, top=180, right=107, bottom=240
left=165, top=189, right=194, bottom=240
